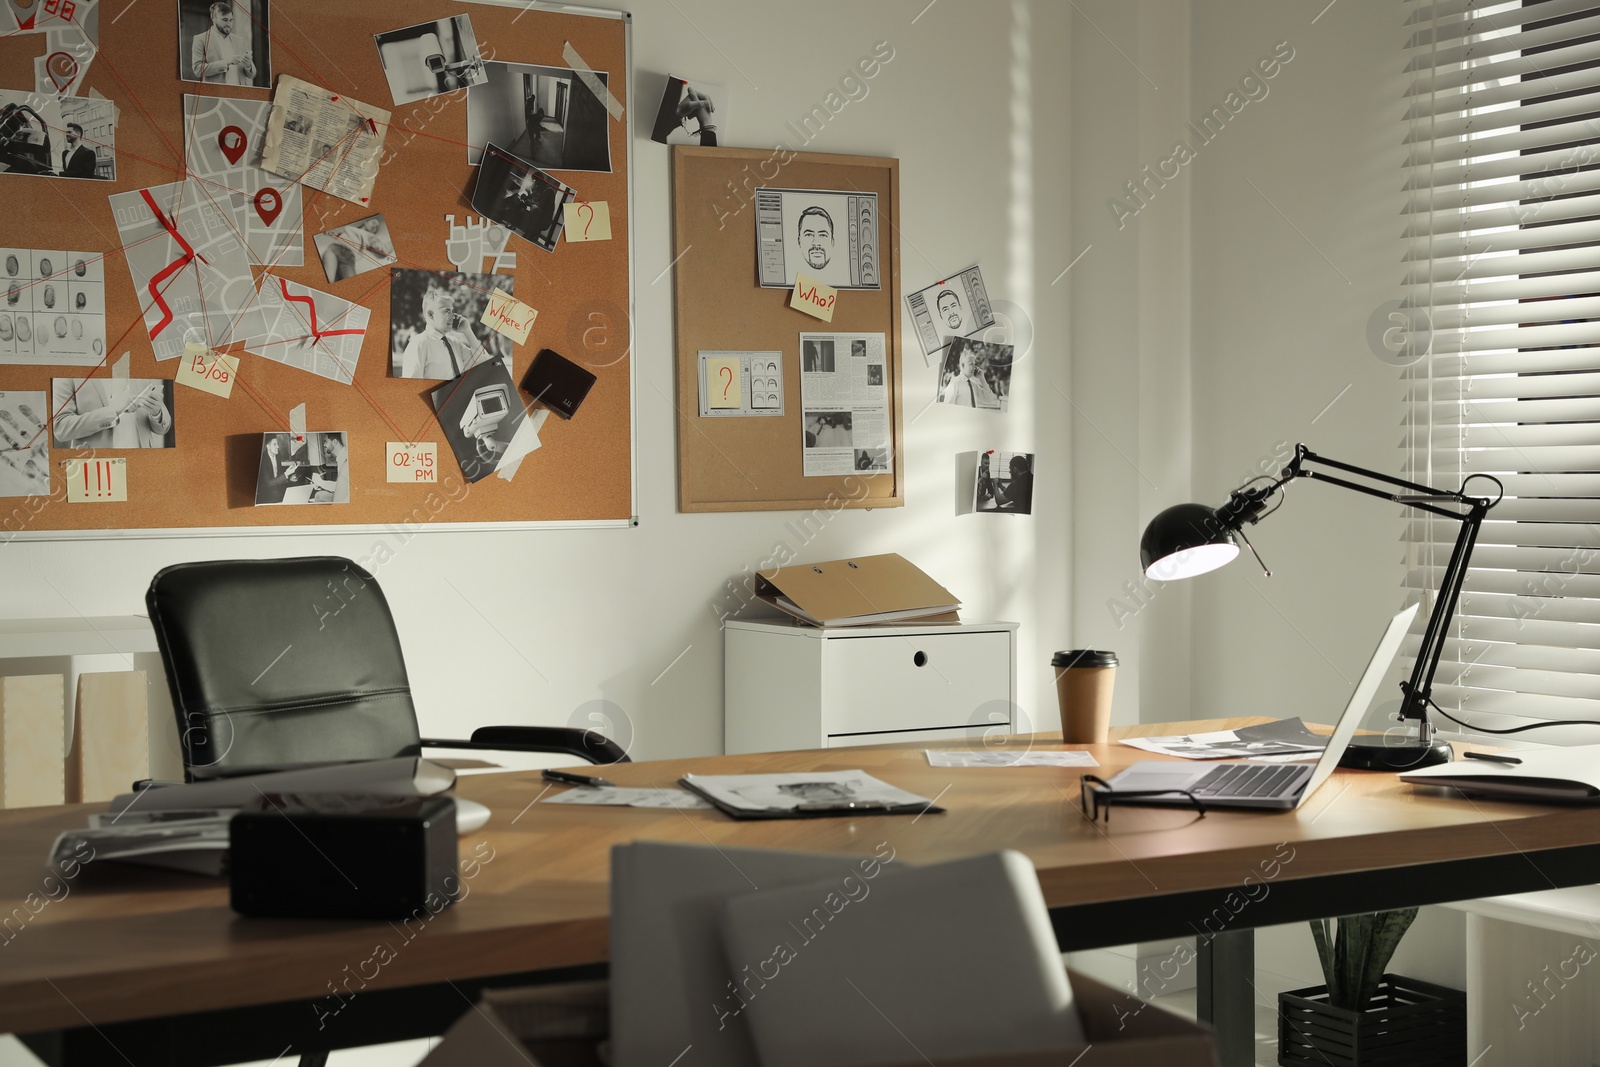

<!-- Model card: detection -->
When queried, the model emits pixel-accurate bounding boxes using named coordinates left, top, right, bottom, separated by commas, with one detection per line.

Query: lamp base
left=1337, top=734, right=1454, bottom=771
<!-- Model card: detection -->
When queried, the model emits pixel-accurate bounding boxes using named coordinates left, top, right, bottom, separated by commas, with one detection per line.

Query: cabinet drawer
left=823, top=630, right=1011, bottom=736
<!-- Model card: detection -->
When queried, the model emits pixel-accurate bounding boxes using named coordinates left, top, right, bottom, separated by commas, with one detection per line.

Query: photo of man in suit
left=399, top=288, right=485, bottom=380
left=60, top=124, right=98, bottom=179
left=254, top=432, right=298, bottom=504
left=184, top=0, right=268, bottom=87
left=50, top=378, right=174, bottom=449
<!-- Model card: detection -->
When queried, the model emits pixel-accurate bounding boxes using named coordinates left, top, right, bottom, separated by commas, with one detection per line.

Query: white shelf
left=0, top=616, right=159, bottom=659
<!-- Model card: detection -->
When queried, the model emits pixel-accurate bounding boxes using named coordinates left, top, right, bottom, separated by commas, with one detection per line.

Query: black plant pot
left=1278, top=973, right=1466, bottom=1067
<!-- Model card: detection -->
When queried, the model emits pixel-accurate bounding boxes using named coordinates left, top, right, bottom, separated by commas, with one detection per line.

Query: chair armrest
left=422, top=726, right=630, bottom=765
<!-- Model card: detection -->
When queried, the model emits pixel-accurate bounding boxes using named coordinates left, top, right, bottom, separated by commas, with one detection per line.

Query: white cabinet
left=724, top=619, right=1018, bottom=754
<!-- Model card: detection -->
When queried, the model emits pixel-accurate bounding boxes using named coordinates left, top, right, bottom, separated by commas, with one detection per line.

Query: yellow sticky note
left=563, top=201, right=612, bottom=242
left=65, top=458, right=127, bottom=503
left=481, top=290, right=538, bottom=345
left=705, top=356, right=743, bottom=409
left=175, top=343, right=239, bottom=399
left=387, top=441, right=438, bottom=484
left=790, top=274, right=838, bottom=322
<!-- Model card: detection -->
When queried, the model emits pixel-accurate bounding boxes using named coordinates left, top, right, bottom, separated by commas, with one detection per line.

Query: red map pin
left=46, top=52, right=77, bottom=93
left=218, top=126, right=247, bottom=165
left=253, top=187, right=283, bottom=226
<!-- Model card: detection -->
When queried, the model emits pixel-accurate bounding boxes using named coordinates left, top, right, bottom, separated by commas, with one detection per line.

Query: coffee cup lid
left=1051, top=649, right=1118, bottom=668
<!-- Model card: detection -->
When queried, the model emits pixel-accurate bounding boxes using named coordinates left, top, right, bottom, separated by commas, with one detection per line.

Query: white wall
left=0, top=0, right=1076, bottom=761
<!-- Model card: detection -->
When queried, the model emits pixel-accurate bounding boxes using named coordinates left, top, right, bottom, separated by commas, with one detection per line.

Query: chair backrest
left=147, top=557, right=422, bottom=781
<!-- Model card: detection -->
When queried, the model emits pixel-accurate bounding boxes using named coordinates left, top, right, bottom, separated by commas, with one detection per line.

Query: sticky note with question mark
left=563, top=201, right=612, bottom=242
left=704, top=356, right=743, bottom=409
left=790, top=274, right=838, bottom=322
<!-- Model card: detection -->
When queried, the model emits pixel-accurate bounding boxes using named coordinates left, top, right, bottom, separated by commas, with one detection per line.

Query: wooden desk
left=6, top=720, right=1600, bottom=1067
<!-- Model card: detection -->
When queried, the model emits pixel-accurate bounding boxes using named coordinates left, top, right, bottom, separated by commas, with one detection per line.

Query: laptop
left=1101, top=603, right=1419, bottom=811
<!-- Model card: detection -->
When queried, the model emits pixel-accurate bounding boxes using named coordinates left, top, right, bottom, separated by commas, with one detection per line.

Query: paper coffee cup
left=1051, top=650, right=1117, bottom=743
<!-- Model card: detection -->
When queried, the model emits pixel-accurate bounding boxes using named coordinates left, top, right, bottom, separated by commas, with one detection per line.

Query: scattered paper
left=261, top=75, right=388, bottom=206
left=471, top=143, right=576, bottom=254
left=790, top=273, right=837, bottom=322
left=315, top=214, right=396, bottom=282
left=0, top=247, right=106, bottom=366
left=429, top=358, right=528, bottom=483
left=183, top=95, right=304, bottom=268
left=800, top=332, right=889, bottom=475
left=906, top=266, right=996, bottom=360
left=756, top=188, right=881, bottom=290
left=110, top=180, right=257, bottom=360
left=493, top=406, right=547, bottom=483
left=387, top=441, right=437, bottom=483
left=0, top=390, right=49, bottom=496
left=541, top=786, right=710, bottom=810
left=175, top=343, right=238, bottom=398
left=680, top=770, right=931, bottom=813
left=650, top=74, right=726, bottom=145
left=235, top=274, right=370, bottom=384
left=64, top=456, right=125, bottom=502
left=563, top=201, right=611, bottom=242
left=925, top=750, right=1099, bottom=769
left=1120, top=718, right=1329, bottom=761
left=480, top=289, right=537, bottom=345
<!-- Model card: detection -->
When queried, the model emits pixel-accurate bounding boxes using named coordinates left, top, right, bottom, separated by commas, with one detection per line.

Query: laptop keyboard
left=1192, top=763, right=1304, bottom=798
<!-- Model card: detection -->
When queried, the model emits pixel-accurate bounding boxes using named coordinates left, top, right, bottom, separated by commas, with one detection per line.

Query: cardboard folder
left=753, top=553, right=960, bottom=627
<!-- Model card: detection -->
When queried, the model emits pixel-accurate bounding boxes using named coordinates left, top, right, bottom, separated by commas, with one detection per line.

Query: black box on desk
left=230, top=793, right=458, bottom=920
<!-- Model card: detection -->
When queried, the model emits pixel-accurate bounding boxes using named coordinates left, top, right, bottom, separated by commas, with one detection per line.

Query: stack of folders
left=609, top=842, right=1088, bottom=1067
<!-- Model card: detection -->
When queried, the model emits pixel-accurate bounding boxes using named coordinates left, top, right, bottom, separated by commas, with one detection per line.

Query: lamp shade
left=1140, top=503, right=1239, bottom=580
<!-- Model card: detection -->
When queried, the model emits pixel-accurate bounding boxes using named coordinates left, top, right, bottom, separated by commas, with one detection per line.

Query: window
left=1402, top=0, right=1600, bottom=735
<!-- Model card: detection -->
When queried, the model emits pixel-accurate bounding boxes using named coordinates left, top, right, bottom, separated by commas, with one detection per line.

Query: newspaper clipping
left=261, top=75, right=389, bottom=205
left=800, top=331, right=890, bottom=476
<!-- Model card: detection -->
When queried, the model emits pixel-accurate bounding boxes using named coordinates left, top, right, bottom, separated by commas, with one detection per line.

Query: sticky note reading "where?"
left=481, top=289, right=538, bottom=345
left=176, top=343, right=239, bottom=399
left=387, top=441, right=438, bottom=483
left=66, top=458, right=127, bottom=503
left=791, top=274, right=837, bottom=322
left=563, top=201, right=611, bottom=242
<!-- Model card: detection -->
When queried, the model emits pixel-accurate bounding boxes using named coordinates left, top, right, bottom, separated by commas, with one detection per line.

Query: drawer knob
left=913, top=651, right=928, bottom=667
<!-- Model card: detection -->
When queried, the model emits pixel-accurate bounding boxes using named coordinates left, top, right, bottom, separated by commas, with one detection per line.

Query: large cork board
left=671, top=146, right=903, bottom=513
left=0, top=0, right=633, bottom=536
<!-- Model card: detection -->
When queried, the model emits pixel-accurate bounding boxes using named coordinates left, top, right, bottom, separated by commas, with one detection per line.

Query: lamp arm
left=1215, top=445, right=1498, bottom=733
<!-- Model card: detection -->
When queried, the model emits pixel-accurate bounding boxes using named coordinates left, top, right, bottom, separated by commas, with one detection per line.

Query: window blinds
left=1402, top=0, right=1600, bottom=732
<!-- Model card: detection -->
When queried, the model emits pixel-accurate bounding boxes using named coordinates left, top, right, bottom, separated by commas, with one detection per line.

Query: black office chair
left=146, top=556, right=628, bottom=781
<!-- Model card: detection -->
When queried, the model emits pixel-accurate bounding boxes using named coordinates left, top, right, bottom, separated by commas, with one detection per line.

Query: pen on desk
left=542, top=768, right=616, bottom=788
left=1464, top=751, right=1522, bottom=765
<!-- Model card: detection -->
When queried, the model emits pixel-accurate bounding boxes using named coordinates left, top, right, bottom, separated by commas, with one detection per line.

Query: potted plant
left=1278, top=908, right=1466, bottom=1066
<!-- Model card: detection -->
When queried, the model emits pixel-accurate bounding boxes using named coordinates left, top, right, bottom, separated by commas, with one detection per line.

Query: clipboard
left=678, top=772, right=945, bottom=820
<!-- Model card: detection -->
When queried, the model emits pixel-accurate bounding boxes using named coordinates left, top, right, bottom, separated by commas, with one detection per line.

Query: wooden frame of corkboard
left=671, top=146, right=903, bottom=513
left=0, top=0, right=635, bottom=539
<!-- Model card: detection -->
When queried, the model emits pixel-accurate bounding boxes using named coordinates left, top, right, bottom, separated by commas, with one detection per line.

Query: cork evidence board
left=671, top=146, right=903, bottom=513
left=0, top=0, right=633, bottom=537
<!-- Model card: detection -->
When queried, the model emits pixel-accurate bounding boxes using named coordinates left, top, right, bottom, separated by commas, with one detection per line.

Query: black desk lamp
left=1139, top=443, right=1501, bottom=771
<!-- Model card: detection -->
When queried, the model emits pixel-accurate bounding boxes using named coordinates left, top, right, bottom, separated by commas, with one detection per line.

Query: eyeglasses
left=1080, top=774, right=1207, bottom=824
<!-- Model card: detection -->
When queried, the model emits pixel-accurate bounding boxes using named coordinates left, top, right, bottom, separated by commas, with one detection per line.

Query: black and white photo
left=0, top=390, right=48, bottom=497
left=374, top=15, right=487, bottom=105
left=801, top=337, right=834, bottom=374
left=314, top=214, right=396, bottom=283
left=974, top=450, right=1034, bottom=514
left=389, top=267, right=512, bottom=380
left=471, top=143, right=575, bottom=253
left=179, top=0, right=270, bottom=88
left=803, top=411, right=852, bottom=449
left=854, top=447, right=888, bottom=472
left=649, top=74, right=727, bottom=146
left=937, top=336, right=1013, bottom=413
left=430, top=358, right=528, bottom=483
left=755, top=187, right=880, bottom=290
left=467, top=62, right=612, bottom=173
left=905, top=265, right=996, bottom=360
left=51, top=378, right=175, bottom=449
left=254, top=430, right=349, bottom=505
left=0, top=91, right=116, bottom=180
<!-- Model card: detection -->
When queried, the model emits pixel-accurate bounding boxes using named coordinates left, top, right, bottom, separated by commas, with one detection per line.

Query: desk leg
left=1196, top=929, right=1256, bottom=1067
